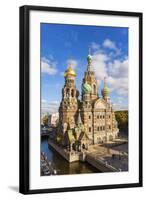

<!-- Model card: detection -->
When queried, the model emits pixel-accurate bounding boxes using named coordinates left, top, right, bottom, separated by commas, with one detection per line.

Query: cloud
left=67, top=59, right=78, bottom=69
left=109, top=77, right=128, bottom=96
left=108, top=59, right=128, bottom=78
left=103, top=39, right=121, bottom=56
left=41, top=57, right=58, bottom=75
left=41, top=99, right=59, bottom=114
left=112, top=96, right=128, bottom=110
left=103, top=39, right=117, bottom=50
left=90, top=40, right=128, bottom=95
left=90, top=42, right=100, bottom=50
left=112, top=103, right=128, bottom=111
left=92, top=53, right=109, bottom=81
left=107, top=59, right=128, bottom=96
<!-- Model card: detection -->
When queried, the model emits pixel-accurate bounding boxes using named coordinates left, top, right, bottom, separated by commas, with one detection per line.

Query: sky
left=41, top=23, right=128, bottom=114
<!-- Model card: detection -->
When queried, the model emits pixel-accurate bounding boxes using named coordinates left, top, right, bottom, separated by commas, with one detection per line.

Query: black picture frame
left=19, top=5, right=143, bottom=194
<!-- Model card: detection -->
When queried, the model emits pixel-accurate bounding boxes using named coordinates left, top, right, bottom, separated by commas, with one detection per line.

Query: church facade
left=56, top=52, right=119, bottom=149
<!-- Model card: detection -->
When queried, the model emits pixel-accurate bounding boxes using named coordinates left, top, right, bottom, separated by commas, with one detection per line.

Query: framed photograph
left=19, top=5, right=143, bottom=194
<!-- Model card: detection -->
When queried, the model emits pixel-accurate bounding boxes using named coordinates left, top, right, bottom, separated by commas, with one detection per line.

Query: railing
left=86, top=153, right=119, bottom=172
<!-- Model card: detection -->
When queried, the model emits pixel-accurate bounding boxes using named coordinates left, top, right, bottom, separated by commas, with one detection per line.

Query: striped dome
left=82, top=82, right=92, bottom=94
left=102, top=86, right=110, bottom=97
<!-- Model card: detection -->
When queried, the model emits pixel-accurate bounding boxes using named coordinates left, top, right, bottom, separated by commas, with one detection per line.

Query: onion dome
left=64, top=63, right=76, bottom=77
left=102, top=77, right=110, bottom=97
left=102, top=86, right=110, bottom=97
left=87, top=54, right=92, bottom=62
left=87, top=48, right=92, bottom=71
left=82, top=82, right=92, bottom=94
left=87, top=48, right=92, bottom=64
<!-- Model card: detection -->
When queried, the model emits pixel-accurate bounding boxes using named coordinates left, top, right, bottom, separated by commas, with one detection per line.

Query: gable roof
left=67, top=130, right=75, bottom=143
left=78, top=131, right=89, bottom=141
left=94, top=98, right=107, bottom=109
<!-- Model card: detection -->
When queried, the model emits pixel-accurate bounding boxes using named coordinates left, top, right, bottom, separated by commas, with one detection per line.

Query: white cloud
left=41, top=57, right=58, bottom=75
left=92, top=53, right=109, bottom=81
left=90, top=48, right=128, bottom=97
left=112, top=103, right=128, bottom=111
left=41, top=99, right=59, bottom=114
left=103, top=39, right=117, bottom=50
left=112, top=96, right=128, bottom=111
left=67, top=59, right=78, bottom=69
left=107, top=59, right=128, bottom=96
left=108, top=76, right=128, bottom=96
left=90, top=42, right=100, bottom=50
left=103, top=39, right=121, bottom=56
left=108, top=59, right=128, bottom=78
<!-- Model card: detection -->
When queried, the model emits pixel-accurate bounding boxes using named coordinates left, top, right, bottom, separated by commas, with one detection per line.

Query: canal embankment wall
left=86, top=154, right=118, bottom=172
left=48, top=139, right=118, bottom=172
left=48, top=140, right=79, bottom=162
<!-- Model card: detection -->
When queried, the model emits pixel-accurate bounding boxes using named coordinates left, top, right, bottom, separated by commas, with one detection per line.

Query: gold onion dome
left=82, top=82, right=92, bottom=94
left=64, top=64, right=76, bottom=77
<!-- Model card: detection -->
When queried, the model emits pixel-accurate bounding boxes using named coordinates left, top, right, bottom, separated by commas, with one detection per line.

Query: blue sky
left=41, top=23, right=128, bottom=114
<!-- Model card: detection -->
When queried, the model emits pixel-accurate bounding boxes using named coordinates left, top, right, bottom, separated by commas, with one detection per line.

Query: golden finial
left=68, top=61, right=72, bottom=69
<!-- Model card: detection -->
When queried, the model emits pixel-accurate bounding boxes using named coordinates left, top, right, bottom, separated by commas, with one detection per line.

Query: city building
left=48, top=112, right=59, bottom=127
left=56, top=52, right=119, bottom=150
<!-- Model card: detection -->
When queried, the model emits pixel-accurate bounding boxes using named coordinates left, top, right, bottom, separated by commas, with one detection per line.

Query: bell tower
left=82, top=49, right=98, bottom=101
left=59, top=63, right=79, bottom=129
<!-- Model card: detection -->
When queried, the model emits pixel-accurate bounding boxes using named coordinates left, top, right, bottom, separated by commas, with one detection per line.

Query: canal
left=41, top=136, right=101, bottom=175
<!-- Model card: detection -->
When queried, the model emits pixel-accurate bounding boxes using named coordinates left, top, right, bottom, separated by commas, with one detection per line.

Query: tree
left=42, top=114, right=49, bottom=126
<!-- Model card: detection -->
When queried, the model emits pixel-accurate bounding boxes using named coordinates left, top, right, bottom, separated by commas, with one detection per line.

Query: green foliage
left=115, top=110, right=128, bottom=131
left=42, top=114, right=49, bottom=126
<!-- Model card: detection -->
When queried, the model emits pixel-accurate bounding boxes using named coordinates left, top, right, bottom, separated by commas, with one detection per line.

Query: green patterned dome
left=87, top=54, right=92, bottom=60
left=87, top=54, right=92, bottom=62
left=82, top=82, right=92, bottom=94
left=102, top=86, right=110, bottom=97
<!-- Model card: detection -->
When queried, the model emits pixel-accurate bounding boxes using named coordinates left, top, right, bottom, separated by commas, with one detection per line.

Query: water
left=41, top=136, right=101, bottom=175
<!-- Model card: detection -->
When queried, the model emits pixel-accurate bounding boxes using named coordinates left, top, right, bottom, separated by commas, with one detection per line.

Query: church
left=56, top=51, right=119, bottom=150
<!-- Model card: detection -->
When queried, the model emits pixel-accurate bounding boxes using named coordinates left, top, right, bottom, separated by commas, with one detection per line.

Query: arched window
left=66, top=88, right=70, bottom=97
left=71, top=89, right=74, bottom=97
left=93, top=84, right=96, bottom=94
